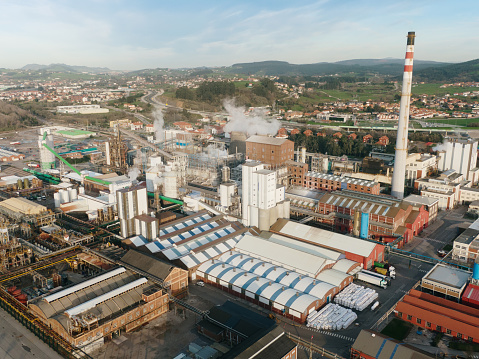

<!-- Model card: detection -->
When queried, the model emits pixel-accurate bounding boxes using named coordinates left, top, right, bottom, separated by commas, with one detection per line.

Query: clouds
left=0, top=0, right=478, bottom=69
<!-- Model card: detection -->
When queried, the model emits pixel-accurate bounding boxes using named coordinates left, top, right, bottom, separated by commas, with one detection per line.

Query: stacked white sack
left=306, top=303, right=357, bottom=330
left=334, top=283, right=378, bottom=311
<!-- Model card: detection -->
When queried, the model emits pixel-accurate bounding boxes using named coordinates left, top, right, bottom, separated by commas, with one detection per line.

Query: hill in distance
left=21, top=63, right=111, bottom=74
left=414, top=58, right=479, bottom=82
left=227, top=59, right=452, bottom=77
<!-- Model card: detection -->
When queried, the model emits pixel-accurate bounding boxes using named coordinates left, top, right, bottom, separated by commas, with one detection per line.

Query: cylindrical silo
left=54, top=192, right=61, bottom=208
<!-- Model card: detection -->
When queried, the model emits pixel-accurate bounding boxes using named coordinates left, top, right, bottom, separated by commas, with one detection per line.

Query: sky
left=1, top=0, right=478, bottom=70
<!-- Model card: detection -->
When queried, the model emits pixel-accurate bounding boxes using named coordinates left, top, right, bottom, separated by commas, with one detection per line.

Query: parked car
left=437, top=249, right=447, bottom=257
left=196, top=281, right=205, bottom=287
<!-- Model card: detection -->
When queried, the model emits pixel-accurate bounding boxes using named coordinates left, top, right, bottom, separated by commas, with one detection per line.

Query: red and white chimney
left=391, top=31, right=415, bottom=199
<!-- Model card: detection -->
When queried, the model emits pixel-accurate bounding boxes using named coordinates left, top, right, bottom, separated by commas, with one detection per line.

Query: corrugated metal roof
left=273, top=220, right=379, bottom=257
left=463, top=284, right=479, bottom=305
left=235, top=233, right=330, bottom=277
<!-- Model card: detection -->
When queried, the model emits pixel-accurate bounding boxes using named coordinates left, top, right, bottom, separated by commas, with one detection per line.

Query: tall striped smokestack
left=391, top=31, right=415, bottom=199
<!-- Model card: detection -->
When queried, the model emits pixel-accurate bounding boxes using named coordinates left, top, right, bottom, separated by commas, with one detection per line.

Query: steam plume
left=153, top=108, right=165, bottom=142
left=223, top=99, right=280, bottom=136
left=127, top=167, right=140, bottom=182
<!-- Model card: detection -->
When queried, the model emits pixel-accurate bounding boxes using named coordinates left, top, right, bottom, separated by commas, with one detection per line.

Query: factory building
left=297, top=190, right=428, bottom=246
left=29, top=267, right=168, bottom=352
left=270, top=219, right=384, bottom=269
left=351, top=329, right=434, bottom=359
left=241, top=162, right=290, bottom=231
left=437, top=138, right=479, bottom=183
left=395, top=289, right=479, bottom=343
left=452, top=219, right=479, bottom=264
left=196, top=233, right=355, bottom=323
left=123, top=211, right=250, bottom=276
left=403, top=194, right=439, bottom=224
left=0, top=197, right=47, bottom=217
left=0, top=148, right=25, bottom=162
left=415, top=170, right=463, bottom=210
left=120, top=250, right=189, bottom=297
left=116, top=184, right=149, bottom=238
left=298, top=171, right=380, bottom=194
left=245, top=135, right=294, bottom=167
left=421, top=263, right=471, bottom=300
left=405, top=153, right=437, bottom=186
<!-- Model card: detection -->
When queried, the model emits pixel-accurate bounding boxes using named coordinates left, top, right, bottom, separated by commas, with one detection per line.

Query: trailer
left=363, top=269, right=392, bottom=284
left=357, top=271, right=388, bottom=289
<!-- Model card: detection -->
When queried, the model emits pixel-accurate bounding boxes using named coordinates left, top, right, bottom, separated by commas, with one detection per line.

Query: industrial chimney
left=391, top=31, right=415, bottom=199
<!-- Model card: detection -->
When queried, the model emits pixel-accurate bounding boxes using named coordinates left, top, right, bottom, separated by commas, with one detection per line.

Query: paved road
left=0, top=308, right=63, bottom=359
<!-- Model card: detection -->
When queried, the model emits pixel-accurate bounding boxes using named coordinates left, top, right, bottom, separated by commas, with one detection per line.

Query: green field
left=412, top=83, right=478, bottom=96
left=423, top=117, right=479, bottom=127
left=381, top=318, right=414, bottom=341
left=56, top=129, right=95, bottom=136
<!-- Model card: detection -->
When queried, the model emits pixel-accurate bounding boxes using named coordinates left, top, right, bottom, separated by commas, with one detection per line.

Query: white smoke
left=197, top=145, right=228, bottom=160
left=432, top=141, right=447, bottom=152
left=223, top=99, right=280, bottom=136
left=153, top=108, right=165, bottom=142
left=127, top=167, right=140, bottom=182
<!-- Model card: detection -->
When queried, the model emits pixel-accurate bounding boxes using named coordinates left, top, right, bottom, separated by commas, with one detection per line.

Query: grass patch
left=448, top=340, right=479, bottom=352
left=423, top=118, right=479, bottom=126
left=380, top=318, right=414, bottom=341
left=431, top=332, right=443, bottom=347
left=443, top=244, right=453, bottom=251
left=412, top=83, right=478, bottom=96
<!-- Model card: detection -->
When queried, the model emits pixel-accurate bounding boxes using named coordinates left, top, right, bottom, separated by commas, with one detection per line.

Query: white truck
left=364, top=269, right=392, bottom=285
left=357, top=271, right=388, bottom=289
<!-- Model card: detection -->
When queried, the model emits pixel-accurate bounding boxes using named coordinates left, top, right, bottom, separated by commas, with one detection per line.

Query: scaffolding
left=186, top=152, right=243, bottom=186
left=0, top=238, right=33, bottom=271
left=107, top=125, right=128, bottom=174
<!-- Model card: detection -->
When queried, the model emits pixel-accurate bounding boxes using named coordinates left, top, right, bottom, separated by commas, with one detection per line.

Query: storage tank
left=60, top=189, right=69, bottom=204
left=54, top=192, right=61, bottom=208
left=473, top=258, right=479, bottom=281
left=78, top=186, right=85, bottom=194
left=360, top=212, right=369, bottom=239
left=17, top=179, right=23, bottom=190
left=23, top=178, right=30, bottom=189
left=70, top=188, right=78, bottom=201
left=353, top=211, right=361, bottom=237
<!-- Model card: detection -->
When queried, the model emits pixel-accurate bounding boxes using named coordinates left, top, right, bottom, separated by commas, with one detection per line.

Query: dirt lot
left=91, top=293, right=216, bottom=359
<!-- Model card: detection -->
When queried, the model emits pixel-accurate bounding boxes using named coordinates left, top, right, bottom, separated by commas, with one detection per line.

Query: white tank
left=70, top=188, right=78, bottom=201
left=54, top=192, right=61, bottom=208
left=78, top=187, right=85, bottom=194
left=60, top=189, right=69, bottom=204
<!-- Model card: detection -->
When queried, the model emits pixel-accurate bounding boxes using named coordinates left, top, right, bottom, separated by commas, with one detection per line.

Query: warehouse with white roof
left=270, top=219, right=385, bottom=268
left=195, top=232, right=355, bottom=323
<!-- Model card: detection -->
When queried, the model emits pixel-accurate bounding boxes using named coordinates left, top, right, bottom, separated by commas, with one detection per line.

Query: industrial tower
left=391, top=32, right=415, bottom=199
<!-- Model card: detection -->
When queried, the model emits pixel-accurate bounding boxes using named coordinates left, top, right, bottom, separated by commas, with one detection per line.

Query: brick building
left=245, top=135, right=294, bottom=167
left=287, top=162, right=380, bottom=194
left=312, top=190, right=428, bottom=246
left=395, top=289, right=479, bottom=343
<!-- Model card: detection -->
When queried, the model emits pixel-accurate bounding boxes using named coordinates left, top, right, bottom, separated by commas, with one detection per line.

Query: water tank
left=360, top=212, right=369, bottom=239
left=473, top=258, right=479, bottom=281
